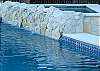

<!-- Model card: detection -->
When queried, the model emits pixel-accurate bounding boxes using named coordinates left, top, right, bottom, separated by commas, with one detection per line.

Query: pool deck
left=64, top=33, right=100, bottom=47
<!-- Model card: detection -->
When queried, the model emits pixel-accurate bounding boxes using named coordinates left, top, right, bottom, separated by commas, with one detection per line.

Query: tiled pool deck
left=59, top=33, right=100, bottom=59
left=64, top=33, right=100, bottom=46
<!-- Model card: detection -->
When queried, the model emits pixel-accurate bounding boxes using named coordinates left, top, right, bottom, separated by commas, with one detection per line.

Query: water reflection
left=0, top=23, right=100, bottom=71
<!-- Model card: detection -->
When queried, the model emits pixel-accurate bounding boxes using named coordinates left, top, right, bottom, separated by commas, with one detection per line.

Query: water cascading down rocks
left=0, top=1, right=84, bottom=39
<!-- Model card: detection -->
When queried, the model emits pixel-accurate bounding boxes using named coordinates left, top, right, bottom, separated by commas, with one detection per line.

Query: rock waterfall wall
left=0, top=1, right=84, bottom=39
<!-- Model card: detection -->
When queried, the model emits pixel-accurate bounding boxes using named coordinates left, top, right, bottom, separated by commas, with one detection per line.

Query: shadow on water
left=0, top=23, right=100, bottom=71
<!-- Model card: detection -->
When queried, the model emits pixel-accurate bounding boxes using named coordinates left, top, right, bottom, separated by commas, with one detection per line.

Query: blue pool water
left=0, top=23, right=100, bottom=71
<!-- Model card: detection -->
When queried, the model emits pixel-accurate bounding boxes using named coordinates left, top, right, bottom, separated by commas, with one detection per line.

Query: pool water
left=0, top=23, right=100, bottom=71
left=45, top=5, right=97, bottom=13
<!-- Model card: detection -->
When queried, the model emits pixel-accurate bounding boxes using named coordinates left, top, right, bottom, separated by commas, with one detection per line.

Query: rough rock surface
left=0, top=1, right=84, bottom=39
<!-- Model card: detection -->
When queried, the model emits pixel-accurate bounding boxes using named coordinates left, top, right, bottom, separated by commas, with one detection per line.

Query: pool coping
left=59, top=36, right=100, bottom=59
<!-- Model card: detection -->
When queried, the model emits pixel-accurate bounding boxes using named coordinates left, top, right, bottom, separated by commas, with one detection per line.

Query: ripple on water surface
left=0, top=23, right=100, bottom=71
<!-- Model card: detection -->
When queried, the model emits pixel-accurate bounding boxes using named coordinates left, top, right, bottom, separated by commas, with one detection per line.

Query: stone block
left=84, top=17, right=91, bottom=23
left=90, top=16, right=100, bottom=26
left=83, top=23, right=91, bottom=33
left=91, top=25, right=100, bottom=35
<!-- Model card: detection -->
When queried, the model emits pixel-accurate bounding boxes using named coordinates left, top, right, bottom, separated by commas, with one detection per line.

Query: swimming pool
left=45, top=5, right=97, bottom=13
left=0, top=23, right=100, bottom=71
